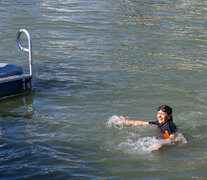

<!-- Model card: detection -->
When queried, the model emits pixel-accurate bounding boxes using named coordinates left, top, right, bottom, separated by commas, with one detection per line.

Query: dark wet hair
left=157, top=105, right=172, bottom=115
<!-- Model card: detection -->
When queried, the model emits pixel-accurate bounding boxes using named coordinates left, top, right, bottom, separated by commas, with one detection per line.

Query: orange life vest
left=163, top=130, right=170, bottom=139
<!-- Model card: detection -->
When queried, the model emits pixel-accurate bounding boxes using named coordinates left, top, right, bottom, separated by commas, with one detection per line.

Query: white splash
left=106, top=115, right=126, bottom=129
left=118, top=136, right=165, bottom=153
left=175, top=133, right=187, bottom=144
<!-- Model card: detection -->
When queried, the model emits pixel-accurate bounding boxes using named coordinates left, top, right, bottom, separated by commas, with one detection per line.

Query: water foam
left=118, top=136, right=165, bottom=153
left=106, top=115, right=126, bottom=129
left=175, top=133, right=187, bottom=144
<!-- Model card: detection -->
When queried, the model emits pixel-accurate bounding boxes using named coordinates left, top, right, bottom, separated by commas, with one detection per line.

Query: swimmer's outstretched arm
left=116, top=119, right=148, bottom=125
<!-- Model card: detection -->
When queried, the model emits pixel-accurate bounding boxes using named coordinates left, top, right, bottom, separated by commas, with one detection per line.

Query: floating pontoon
left=0, top=29, right=33, bottom=99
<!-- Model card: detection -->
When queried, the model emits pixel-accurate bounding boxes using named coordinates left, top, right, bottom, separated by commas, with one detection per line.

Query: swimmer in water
left=116, top=105, right=178, bottom=146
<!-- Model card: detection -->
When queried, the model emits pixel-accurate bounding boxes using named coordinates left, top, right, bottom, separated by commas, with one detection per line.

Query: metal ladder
left=0, top=29, right=33, bottom=89
left=17, top=29, right=33, bottom=77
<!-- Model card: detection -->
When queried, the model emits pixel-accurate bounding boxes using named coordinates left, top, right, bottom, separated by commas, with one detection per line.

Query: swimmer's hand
left=116, top=119, right=148, bottom=125
left=162, top=134, right=180, bottom=146
left=116, top=119, right=136, bottom=125
left=155, top=143, right=163, bottom=149
left=165, top=134, right=180, bottom=144
left=116, top=119, right=126, bottom=124
left=154, top=139, right=175, bottom=150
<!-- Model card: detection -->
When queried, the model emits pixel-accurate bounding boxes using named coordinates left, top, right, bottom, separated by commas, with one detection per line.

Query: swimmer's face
left=157, top=110, right=171, bottom=124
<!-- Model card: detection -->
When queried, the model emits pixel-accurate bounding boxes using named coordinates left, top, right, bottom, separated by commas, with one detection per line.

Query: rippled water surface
left=0, top=0, right=207, bottom=179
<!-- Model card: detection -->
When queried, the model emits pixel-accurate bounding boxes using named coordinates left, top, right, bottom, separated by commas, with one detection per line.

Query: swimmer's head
left=157, top=105, right=173, bottom=124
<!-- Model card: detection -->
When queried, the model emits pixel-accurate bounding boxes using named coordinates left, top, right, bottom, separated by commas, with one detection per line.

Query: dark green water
left=0, top=0, right=207, bottom=179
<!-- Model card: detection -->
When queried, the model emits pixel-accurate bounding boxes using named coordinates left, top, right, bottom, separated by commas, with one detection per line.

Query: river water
left=0, top=0, right=207, bottom=179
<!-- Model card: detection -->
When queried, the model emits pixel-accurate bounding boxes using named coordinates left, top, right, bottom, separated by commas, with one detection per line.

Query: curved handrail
left=17, top=29, right=33, bottom=76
